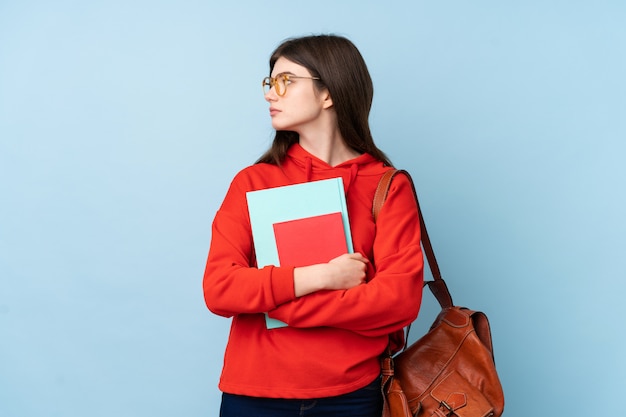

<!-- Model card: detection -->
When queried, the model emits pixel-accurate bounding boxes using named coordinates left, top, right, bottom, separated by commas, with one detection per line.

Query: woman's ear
left=321, top=89, right=334, bottom=109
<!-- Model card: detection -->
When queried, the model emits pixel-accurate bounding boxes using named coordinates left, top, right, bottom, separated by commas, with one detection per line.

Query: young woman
left=203, top=34, right=424, bottom=417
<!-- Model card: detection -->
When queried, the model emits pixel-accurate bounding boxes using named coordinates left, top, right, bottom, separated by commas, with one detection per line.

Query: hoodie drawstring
left=344, top=163, right=358, bottom=194
left=305, top=157, right=313, bottom=182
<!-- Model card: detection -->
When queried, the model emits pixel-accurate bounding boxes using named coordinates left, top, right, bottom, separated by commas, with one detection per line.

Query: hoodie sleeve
left=267, top=173, right=424, bottom=337
left=202, top=171, right=296, bottom=318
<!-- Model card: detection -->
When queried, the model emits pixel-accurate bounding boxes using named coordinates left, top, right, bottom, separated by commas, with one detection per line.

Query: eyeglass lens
left=263, top=75, right=287, bottom=95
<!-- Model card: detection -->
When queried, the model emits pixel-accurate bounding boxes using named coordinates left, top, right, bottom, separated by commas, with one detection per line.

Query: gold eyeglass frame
left=262, top=73, right=321, bottom=96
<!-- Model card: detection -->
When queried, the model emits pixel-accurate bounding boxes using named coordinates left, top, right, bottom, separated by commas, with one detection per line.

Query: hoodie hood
left=285, top=143, right=385, bottom=194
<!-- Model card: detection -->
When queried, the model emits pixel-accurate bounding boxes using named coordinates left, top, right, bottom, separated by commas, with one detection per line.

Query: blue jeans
left=219, top=377, right=383, bottom=417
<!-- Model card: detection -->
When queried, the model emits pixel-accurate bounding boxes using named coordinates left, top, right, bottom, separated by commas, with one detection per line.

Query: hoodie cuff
left=270, top=265, right=296, bottom=306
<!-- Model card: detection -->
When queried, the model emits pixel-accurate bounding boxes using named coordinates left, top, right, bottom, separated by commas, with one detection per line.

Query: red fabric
left=203, top=143, right=424, bottom=398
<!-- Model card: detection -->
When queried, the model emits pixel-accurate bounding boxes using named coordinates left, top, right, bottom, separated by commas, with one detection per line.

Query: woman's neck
left=298, top=127, right=360, bottom=166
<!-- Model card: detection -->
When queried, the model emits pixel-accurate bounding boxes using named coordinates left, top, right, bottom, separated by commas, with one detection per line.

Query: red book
left=273, top=212, right=348, bottom=267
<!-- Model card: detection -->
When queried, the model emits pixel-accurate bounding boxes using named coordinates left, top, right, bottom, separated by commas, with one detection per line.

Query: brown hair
left=256, top=34, right=392, bottom=167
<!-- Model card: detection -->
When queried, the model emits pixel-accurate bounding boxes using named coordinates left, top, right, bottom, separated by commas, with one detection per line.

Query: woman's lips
left=269, top=107, right=281, bottom=116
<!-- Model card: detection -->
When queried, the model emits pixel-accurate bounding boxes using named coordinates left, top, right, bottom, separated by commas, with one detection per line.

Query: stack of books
left=246, top=177, right=353, bottom=328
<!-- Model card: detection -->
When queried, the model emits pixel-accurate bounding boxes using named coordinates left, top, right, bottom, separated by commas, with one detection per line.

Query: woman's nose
left=264, top=88, right=278, bottom=102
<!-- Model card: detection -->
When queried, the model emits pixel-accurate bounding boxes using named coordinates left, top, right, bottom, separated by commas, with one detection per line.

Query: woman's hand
left=325, top=253, right=369, bottom=289
left=293, top=253, right=369, bottom=297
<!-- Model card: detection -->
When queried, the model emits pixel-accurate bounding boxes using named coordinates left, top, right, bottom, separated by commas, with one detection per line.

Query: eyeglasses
left=262, top=73, right=321, bottom=96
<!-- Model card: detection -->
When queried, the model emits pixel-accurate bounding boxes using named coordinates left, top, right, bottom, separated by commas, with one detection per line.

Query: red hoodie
left=203, top=143, right=424, bottom=398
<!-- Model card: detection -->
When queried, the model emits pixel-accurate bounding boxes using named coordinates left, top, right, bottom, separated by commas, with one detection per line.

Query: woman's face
left=264, top=57, right=331, bottom=134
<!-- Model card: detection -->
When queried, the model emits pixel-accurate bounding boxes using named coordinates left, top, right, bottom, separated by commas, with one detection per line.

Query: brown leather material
left=382, top=376, right=412, bottom=417
left=373, top=170, right=447, bottom=306
left=372, top=169, right=397, bottom=223
left=380, top=307, right=504, bottom=417
left=375, top=170, right=504, bottom=417
left=388, top=307, right=504, bottom=417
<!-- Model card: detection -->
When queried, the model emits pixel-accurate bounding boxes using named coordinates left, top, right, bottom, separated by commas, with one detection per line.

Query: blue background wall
left=1, top=1, right=624, bottom=416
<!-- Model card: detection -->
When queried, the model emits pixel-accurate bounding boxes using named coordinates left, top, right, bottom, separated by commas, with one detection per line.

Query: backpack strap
left=373, top=169, right=453, bottom=309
